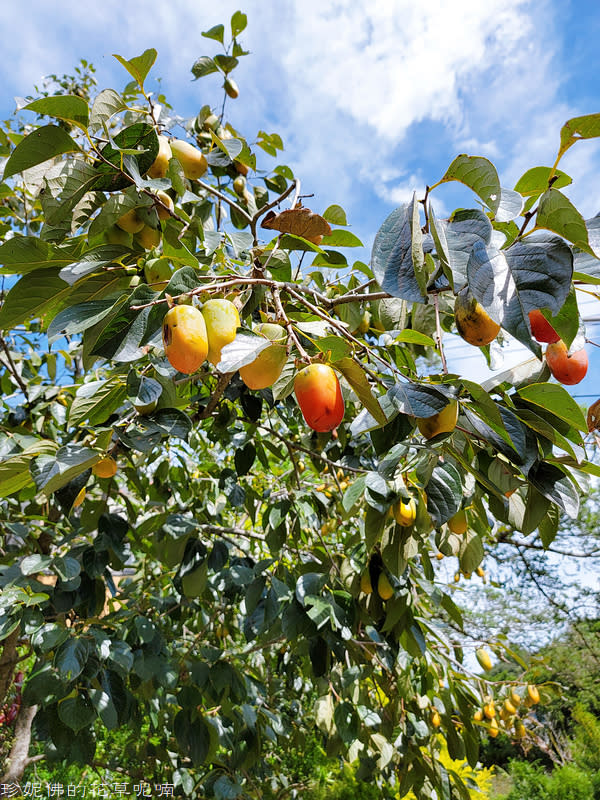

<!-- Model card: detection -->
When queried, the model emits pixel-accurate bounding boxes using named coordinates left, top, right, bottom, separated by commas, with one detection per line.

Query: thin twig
left=0, top=337, right=28, bottom=397
left=272, top=287, right=311, bottom=363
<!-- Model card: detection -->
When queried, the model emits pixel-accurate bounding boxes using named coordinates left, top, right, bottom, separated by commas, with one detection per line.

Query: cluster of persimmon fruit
left=455, top=288, right=588, bottom=385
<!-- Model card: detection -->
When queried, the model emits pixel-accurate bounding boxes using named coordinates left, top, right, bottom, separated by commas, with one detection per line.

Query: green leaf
left=89, top=88, right=128, bottom=132
left=54, top=638, right=90, bottom=681
left=20, top=554, right=52, bottom=575
left=0, top=440, right=57, bottom=497
left=559, top=113, right=600, bottom=157
left=342, top=475, right=366, bottom=512
left=467, top=234, right=572, bottom=355
left=371, top=195, right=426, bottom=303
left=58, top=693, right=96, bottom=732
left=387, top=382, right=453, bottom=418
left=335, top=358, right=386, bottom=424
left=517, top=383, right=587, bottom=431
left=438, top=154, right=501, bottom=214
left=539, top=503, right=560, bottom=548
left=0, top=237, right=66, bottom=275
left=459, top=532, right=484, bottom=573
left=23, top=95, right=89, bottom=128
left=514, top=166, right=572, bottom=196
left=0, top=268, right=69, bottom=330
left=426, top=462, right=462, bottom=525
left=528, top=461, right=579, bottom=519
left=112, top=49, right=157, bottom=89
left=3, top=125, right=80, bottom=180
left=429, top=207, right=492, bottom=291
left=315, top=335, right=352, bottom=361
left=395, top=330, right=436, bottom=346
left=32, top=444, right=99, bottom=496
left=202, top=24, right=225, bottom=43
left=214, top=55, right=239, bottom=74
left=321, top=230, right=363, bottom=247
left=231, top=10, right=248, bottom=37
left=69, top=378, right=127, bottom=427
left=323, top=205, right=347, bottom=225
left=48, top=299, right=123, bottom=343
left=535, top=188, right=595, bottom=255
left=191, top=56, right=219, bottom=79
left=41, top=157, right=102, bottom=227
left=217, top=331, right=270, bottom=373
left=174, top=710, right=213, bottom=767
left=93, top=123, right=159, bottom=192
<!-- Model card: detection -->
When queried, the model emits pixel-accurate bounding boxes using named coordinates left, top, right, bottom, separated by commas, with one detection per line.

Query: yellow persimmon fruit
left=377, top=573, right=394, bottom=601
left=454, top=287, right=501, bottom=346
left=473, top=709, right=483, bottom=722
left=162, top=305, right=209, bottom=374
left=489, top=717, right=499, bottom=738
left=526, top=684, right=540, bottom=705
left=431, top=710, right=441, bottom=728
left=224, top=77, right=240, bottom=99
left=416, top=399, right=458, bottom=439
left=483, top=701, right=496, bottom=719
left=233, top=176, right=246, bottom=196
left=93, top=456, right=118, bottom=479
left=144, top=258, right=173, bottom=289
left=360, top=569, right=373, bottom=595
left=201, top=299, right=241, bottom=367
left=136, top=225, right=161, bottom=250
left=116, top=208, right=144, bottom=235
left=393, top=496, right=417, bottom=526
left=239, top=323, right=287, bottom=390
left=169, top=139, right=208, bottom=180
left=147, top=135, right=172, bottom=179
left=514, top=719, right=526, bottom=739
left=156, top=190, right=174, bottom=221
left=476, top=648, right=493, bottom=672
left=448, top=509, right=468, bottom=534
left=503, top=699, right=517, bottom=715
left=510, top=690, right=521, bottom=707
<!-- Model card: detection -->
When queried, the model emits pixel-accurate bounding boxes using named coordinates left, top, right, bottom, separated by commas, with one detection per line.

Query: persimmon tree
left=1, top=12, right=600, bottom=799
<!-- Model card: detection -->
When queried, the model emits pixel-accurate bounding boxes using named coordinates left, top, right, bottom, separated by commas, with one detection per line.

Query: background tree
left=1, top=12, right=600, bottom=799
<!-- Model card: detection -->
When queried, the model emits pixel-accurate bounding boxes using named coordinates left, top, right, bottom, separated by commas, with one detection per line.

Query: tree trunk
left=0, top=704, right=39, bottom=788
left=0, top=628, right=20, bottom=708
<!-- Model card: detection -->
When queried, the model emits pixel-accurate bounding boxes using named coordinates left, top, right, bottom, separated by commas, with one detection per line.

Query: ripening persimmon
left=545, top=340, right=588, bottom=385
left=201, top=299, right=240, bottom=366
left=416, top=399, right=458, bottom=439
left=162, top=305, right=208, bottom=374
left=116, top=208, right=144, bottom=234
left=377, top=572, right=394, bottom=600
left=136, top=225, right=161, bottom=250
left=528, top=309, right=559, bottom=343
left=239, top=323, right=287, bottom=390
left=448, top=509, right=468, bottom=535
left=169, top=139, right=208, bottom=180
left=144, top=258, right=173, bottom=289
left=393, top=496, right=417, bottom=526
left=294, top=363, right=344, bottom=432
left=147, top=135, right=172, bottom=179
left=93, top=456, right=118, bottom=479
left=155, top=190, right=174, bottom=221
left=454, top=288, right=501, bottom=346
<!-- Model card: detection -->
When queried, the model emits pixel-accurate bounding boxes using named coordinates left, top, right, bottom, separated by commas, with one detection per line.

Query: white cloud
left=1, top=0, right=596, bottom=238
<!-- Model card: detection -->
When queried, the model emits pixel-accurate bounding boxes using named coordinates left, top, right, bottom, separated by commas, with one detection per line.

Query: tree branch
left=1, top=704, right=38, bottom=785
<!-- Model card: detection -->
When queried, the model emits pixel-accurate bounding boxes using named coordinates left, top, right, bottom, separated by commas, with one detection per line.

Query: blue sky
left=1, top=0, right=600, bottom=399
